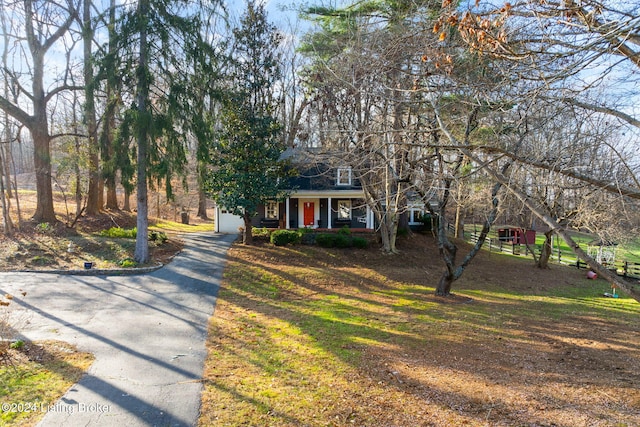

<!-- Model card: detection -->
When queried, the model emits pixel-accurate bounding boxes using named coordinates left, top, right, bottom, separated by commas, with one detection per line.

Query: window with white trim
left=265, top=201, right=279, bottom=219
left=410, top=209, right=424, bottom=224
left=337, top=200, right=351, bottom=219
left=337, top=167, right=352, bottom=186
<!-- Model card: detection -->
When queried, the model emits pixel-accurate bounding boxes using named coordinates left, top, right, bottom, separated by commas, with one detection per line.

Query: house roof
left=282, top=148, right=362, bottom=192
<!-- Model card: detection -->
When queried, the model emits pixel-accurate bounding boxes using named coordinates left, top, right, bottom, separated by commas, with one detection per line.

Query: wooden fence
left=448, top=224, right=640, bottom=280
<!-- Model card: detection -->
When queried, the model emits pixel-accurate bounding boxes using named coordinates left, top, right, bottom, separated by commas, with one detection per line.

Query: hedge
left=270, top=229, right=301, bottom=246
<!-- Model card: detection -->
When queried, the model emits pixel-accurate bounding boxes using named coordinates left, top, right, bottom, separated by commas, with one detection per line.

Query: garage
left=215, top=207, right=244, bottom=233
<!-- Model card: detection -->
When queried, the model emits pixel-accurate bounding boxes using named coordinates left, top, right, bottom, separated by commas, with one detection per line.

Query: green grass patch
left=99, top=227, right=137, bottom=239
left=465, top=224, right=640, bottom=264
left=150, top=219, right=215, bottom=233
left=0, top=341, right=93, bottom=426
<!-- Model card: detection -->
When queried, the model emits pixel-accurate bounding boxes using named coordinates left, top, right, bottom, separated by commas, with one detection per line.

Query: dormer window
left=337, top=167, right=352, bottom=186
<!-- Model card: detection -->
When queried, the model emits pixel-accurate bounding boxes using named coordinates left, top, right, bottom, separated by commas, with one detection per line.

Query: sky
left=227, top=0, right=304, bottom=27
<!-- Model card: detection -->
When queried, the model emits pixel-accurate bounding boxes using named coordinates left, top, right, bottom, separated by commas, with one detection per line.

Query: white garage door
left=216, top=208, right=244, bottom=233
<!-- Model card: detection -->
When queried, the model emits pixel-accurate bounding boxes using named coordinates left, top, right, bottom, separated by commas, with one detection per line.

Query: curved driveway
left=0, top=232, right=236, bottom=426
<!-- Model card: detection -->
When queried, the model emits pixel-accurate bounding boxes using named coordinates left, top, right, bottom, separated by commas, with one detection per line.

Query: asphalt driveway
left=0, top=232, right=236, bottom=426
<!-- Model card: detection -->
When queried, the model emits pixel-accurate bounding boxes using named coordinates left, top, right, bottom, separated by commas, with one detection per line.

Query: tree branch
left=556, top=97, right=640, bottom=129
left=0, top=95, right=33, bottom=129
left=45, top=84, right=85, bottom=104
left=461, top=146, right=640, bottom=302
left=476, top=145, right=640, bottom=201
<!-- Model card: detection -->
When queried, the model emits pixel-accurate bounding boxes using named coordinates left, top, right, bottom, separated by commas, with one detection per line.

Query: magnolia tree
left=204, top=1, right=289, bottom=245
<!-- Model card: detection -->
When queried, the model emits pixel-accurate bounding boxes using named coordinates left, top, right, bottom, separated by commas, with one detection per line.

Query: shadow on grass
left=202, top=239, right=640, bottom=426
left=0, top=340, right=93, bottom=425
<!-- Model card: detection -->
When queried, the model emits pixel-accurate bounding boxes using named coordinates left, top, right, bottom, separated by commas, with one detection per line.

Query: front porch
left=252, top=196, right=375, bottom=231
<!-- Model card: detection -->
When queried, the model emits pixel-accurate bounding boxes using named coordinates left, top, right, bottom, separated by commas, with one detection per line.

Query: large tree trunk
left=135, top=171, right=149, bottom=264
left=537, top=230, right=553, bottom=269
left=85, top=143, right=101, bottom=214
left=74, top=133, right=83, bottom=218
left=123, top=187, right=131, bottom=212
left=105, top=175, right=119, bottom=210
left=436, top=270, right=454, bottom=296
left=134, top=0, right=149, bottom=264
left=434, top=216, right=458, bottom=296
left=28, top=0, right=60, bottom=224
left=196, top=184, right=208, bottom=219
left=0, top=0, right=76, bottom=225
left=242, top=212, right=253, bottom=245
left=32, top=128, right=56, bottom=223
left=84, top=0, right=100, bottom=216
left=0, top=148, right=13, bottom=235
left=102, top=0, right=118, bottom=212
left=196, top=162, right=208, bottom=219
left=379, top=218, right=398, bottom=253
left=31, top=45, right=56, bottom=223
left=363, top=181, right=399, bottom=254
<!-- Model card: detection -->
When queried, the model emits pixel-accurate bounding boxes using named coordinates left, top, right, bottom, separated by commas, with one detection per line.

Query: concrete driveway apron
left=0, top=232, right=236, bottom=426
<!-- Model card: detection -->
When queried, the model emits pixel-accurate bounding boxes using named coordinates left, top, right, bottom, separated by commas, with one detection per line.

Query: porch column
left=327, top=197, right=332, bottom=229
left=286, top=197, right=290, bottom=229
left=366, top=205, right=372, bottom=229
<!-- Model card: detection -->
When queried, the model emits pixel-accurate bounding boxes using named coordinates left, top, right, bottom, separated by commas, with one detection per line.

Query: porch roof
left=288, top=189, right=364, bottom=199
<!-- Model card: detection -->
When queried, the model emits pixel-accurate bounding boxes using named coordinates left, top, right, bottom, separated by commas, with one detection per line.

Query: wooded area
left=0, top=0, right=639, bottom=300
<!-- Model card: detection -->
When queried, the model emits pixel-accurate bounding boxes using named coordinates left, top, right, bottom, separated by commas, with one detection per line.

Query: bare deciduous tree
left=0, top=0, right=81, bottom=224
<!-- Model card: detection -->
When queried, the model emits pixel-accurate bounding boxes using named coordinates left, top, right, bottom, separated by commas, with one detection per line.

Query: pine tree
left=99, top=0, right=216, bottom=263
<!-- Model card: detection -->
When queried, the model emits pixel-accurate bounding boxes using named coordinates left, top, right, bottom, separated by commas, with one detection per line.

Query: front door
left=303, top=202, right=315, bottom=226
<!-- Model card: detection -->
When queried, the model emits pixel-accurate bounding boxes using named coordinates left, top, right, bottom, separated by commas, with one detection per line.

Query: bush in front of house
left=352, top=236, right=368, bottom=249
left=252, top=227, right=272, bottom=242
left=270, top=229, right=301, bottom=246
left=315, top=232, right=368, bottom=249
left=396, top=227, right=409, bottom=238
left=315, top=233, right=336, bottom=248
left=338, top=225, right=351, bottom=235
left=253, top=227, right=271, bottom=238
left=299, top=228, right=316, bottom=245
left=267, top=228, right=369, bottom=249
left=334, top=234, right=351, bottom=248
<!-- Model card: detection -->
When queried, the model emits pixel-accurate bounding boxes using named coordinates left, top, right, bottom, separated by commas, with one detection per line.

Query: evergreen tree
left=100, top=0, right=217, bottom=263
left=205, top=1, right=289, bottom=245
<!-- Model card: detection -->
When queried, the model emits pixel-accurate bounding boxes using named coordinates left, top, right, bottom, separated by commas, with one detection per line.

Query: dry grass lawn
left=200, top=234, right=640, bottom=426
left=0, top=190, right=217, bottom=271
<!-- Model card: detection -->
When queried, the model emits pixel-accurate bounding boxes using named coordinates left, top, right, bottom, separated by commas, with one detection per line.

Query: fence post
left=624, top=261, right=628, bottom=278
